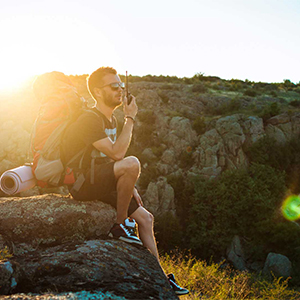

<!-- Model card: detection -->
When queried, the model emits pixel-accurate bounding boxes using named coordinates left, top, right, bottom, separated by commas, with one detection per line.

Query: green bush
left=192, top=116, right=206, bottom=135
left=154, top=212, right=183, bottom=251
left=289, top=99, right=300, bottom=107
left=259, top=102, right=281, bottom=121
left=244, top=89, right=257, bottom=97
left=245, top=136, right=300, bottom=193
left=187, top=163, right=289, bottom=260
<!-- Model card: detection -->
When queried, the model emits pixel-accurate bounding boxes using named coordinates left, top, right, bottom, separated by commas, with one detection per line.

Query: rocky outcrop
left=0, top=195, right=178, bottom=299
left=0, top=194, right=116, bottom=251
left=144, top=177, right=176, bottom=217
left=265, top=112, right=300, bottom=144
left=0, top=239, right=177, bottom=299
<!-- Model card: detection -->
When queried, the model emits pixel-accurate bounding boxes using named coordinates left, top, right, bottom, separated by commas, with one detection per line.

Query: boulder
left=0, top=194, right=116, bottom=250
left=1, top=239, right=178, bottom=299
left=226, top=236, right=247, bottom=271
left=263, top=252, right=292, bottom=278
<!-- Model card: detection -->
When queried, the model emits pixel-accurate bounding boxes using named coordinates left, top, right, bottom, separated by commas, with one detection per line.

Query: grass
left=160, top=251, right=300, bottom=299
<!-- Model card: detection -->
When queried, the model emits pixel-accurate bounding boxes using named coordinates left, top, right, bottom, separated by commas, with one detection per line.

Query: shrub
left=245, top=136, right=300, bottom=193
left=191, top=83, right=207, bottom=93
left=187, top=163, right=289, bottom=260
left=155, top=212, right=183, bottom=252
left=259, top=102, right=281, bottom=121
left=289, top=99, right=300, bottom=107
left=157, top=90, right=169, bottom=104
left=244, top=89, right=257, bottom=97
left=192, top=116, right=206, bottom=135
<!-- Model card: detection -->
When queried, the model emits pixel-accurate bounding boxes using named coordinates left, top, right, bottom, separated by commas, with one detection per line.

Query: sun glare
left=0, top=15, right=118, bottom=94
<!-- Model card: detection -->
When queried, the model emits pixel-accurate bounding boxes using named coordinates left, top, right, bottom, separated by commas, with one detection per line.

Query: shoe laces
left=120, top=223, right=133, bottom=236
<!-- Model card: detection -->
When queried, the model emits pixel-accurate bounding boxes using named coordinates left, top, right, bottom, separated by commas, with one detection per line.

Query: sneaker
left=124, top=218, right=137, bottom=235
left=168, top=273, right=189, bottom=296
left=108, top=223, right=143, bottom=245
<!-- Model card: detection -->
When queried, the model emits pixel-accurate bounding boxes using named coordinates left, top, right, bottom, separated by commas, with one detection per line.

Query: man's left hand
left=133, top=187, right=143, bottom=207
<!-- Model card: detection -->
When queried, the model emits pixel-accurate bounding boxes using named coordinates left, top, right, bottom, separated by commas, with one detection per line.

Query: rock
left=144, top=177, right=176, bottom=216
left=0, top=261, right=21, bottom=295
left=6, top=239, right=178, bottom=299
left=141, top=148, right=157, bottom=162
left=161, top=149, right=176, bottom=165
left=19, top=186, right=40, bottom=197
left=226, top=236, right=247, bottom=271
left=263, top=252, right=292, bottom=278
left=0, top=194, right=116, bottom=250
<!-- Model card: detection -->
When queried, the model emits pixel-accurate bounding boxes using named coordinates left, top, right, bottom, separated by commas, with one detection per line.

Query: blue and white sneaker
left=109, top=223, right=142, bottom=246
left=168, top=273, right=189, bottom=296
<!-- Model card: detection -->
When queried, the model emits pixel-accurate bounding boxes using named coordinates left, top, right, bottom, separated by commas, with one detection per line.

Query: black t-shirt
left=62, top=108, right=117, bottom=170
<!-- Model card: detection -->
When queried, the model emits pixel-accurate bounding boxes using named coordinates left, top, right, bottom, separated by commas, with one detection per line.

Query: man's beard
left=102, top=90, right=122, bottom=109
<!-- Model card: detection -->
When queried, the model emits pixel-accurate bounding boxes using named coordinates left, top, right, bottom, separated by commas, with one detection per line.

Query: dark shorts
left=70, top=161, right=139, bottom=216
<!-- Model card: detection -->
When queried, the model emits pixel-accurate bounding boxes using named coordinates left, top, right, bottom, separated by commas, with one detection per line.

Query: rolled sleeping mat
left=0, top=165, right=36, bottom=195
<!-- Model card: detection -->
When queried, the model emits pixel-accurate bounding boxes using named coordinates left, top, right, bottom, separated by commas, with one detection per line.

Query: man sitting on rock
left=62, top=67, right=189, bottom=296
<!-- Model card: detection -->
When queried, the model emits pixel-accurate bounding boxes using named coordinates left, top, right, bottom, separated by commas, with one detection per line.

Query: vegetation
left=161, top=252, right=300, bottom=300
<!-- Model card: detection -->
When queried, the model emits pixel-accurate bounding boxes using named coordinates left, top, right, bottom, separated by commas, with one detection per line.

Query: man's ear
left=94, top=87, right=102, bottom=99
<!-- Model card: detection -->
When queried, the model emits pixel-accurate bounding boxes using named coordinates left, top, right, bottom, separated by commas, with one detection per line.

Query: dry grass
left=160, top=251, right=300, bottom=300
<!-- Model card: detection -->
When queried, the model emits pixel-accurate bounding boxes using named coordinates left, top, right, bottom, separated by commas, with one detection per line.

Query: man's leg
left=113, top=156, right=140, bottom=224
left=130, top=206, right=159, bottom=261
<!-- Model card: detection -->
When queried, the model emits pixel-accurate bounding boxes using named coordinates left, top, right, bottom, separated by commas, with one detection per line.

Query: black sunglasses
left=99, top=82, right=125, bottom=90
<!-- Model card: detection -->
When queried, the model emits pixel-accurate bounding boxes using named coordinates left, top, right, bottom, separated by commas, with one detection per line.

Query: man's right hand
left=124, top=95, right=138, bottom=119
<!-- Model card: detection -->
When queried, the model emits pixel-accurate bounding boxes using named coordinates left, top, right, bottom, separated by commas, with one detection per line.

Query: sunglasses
left=100, top=82, right=125, bottom=90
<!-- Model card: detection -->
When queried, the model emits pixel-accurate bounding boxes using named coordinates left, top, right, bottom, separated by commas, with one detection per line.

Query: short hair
left=87, top=67, right=117, bottom=100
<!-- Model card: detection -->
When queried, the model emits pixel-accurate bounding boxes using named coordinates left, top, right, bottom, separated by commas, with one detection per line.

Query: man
left=63, top=67, right=188, bottom=296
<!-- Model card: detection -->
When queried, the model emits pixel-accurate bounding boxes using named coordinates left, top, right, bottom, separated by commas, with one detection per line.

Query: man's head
left=87, top=67, right=124, bottom=108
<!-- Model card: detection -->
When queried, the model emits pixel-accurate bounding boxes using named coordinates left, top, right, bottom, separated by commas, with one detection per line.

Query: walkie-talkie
left=125, top=71, right=133, bottom=105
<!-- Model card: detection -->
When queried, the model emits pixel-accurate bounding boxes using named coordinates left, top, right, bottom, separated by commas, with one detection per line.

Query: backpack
left=31, top=71, right=87, bottom=187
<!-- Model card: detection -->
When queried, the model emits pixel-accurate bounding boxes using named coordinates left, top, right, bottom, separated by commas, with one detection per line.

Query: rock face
left=0, top=195, right=178, bottom=299
left=263, top=252, right=292, bottom=278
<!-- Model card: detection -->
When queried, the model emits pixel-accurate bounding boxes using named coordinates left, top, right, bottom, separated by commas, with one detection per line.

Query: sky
left=0, top=0, right=299, bottom=91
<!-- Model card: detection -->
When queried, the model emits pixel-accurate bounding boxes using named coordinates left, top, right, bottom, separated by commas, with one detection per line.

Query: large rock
left=0, top=194, right=116, bottom=250
left=226, top=236, right=247, bottom=271
left=1, top=239, right=178, bottom=299
left=144, top=177, right=176, bottom=216
left=263, top=252, right=292, bottom=278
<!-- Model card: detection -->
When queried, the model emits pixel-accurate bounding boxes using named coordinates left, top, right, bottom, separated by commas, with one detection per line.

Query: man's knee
left=121, top=156, right=140, bottom=175
left=138, top=210, right=154, bottom=228
left=114, top=156, right=141, bottom=179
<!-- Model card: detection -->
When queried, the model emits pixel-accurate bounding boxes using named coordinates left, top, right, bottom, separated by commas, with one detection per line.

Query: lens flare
left=282, top=195, right=300, bottom=221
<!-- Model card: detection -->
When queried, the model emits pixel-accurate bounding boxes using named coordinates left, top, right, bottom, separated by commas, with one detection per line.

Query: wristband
left=125, top=115, right=135, bottom=123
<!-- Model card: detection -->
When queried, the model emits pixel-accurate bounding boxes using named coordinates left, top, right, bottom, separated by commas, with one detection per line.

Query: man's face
left=97, top=74, right=123, bottom=108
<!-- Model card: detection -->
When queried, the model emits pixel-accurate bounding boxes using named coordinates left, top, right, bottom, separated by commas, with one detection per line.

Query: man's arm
left=92, top=96, right=137, bottom=161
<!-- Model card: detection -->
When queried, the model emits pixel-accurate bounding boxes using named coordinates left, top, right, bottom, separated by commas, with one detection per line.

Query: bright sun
left=0, top=15, right=118, bottom=93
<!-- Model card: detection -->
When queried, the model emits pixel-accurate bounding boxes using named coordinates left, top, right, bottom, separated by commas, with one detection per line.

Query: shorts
left=70, top=161, right=139, bottom=216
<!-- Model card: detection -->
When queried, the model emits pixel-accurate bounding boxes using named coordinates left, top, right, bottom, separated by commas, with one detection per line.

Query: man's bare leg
left=113, top=156, right=140, bottom=224
left=130, top=206, right=159, bottom=261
